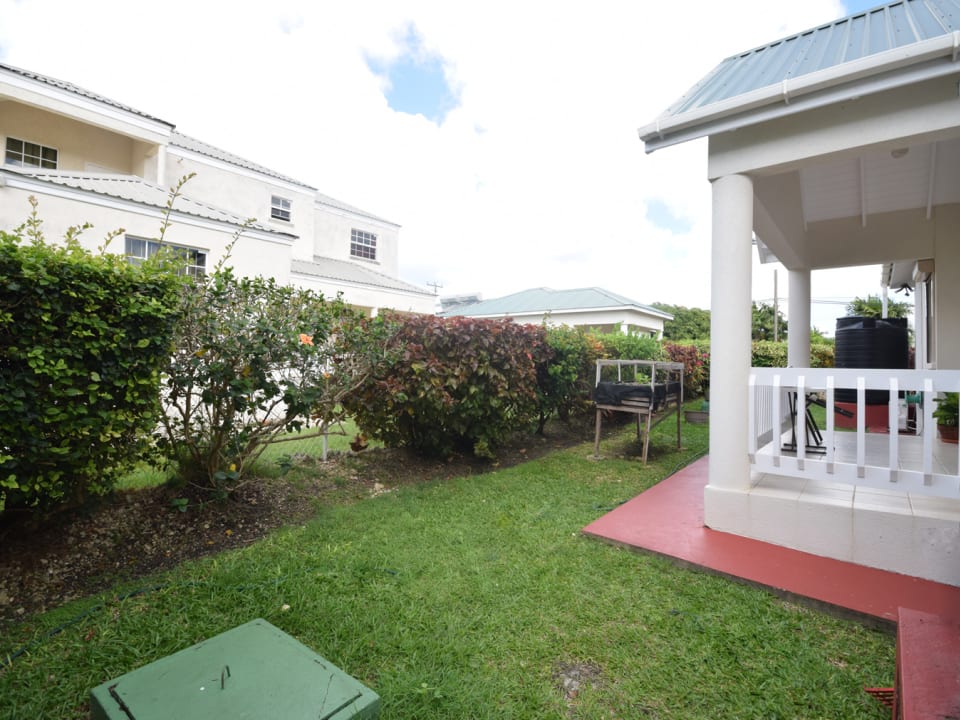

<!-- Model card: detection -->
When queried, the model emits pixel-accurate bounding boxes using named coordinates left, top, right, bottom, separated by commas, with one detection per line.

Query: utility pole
left=427, top=280, right=443, bottom=295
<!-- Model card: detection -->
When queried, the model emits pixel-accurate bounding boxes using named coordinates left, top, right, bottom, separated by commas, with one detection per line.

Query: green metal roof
left=641, top=0, right=960, bottom=151
left=440, top=287, right=672, bottom=320
left=673, top=0, right=959, bottom=116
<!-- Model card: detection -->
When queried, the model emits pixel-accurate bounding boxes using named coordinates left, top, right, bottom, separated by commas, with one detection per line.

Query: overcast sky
left=0, top=0, right=898, bottom=334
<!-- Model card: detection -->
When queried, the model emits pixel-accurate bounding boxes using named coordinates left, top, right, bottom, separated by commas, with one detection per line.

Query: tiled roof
left=170, top=132, right=315, bottom=190
left=291, top=256, right=432, bottom=296
left=440, top=287, right=672, bottom=319
left=0, top=62, right=173, bottom=128
left=4, top=168, right=287, bottom=236
left=315, top=192, right=398, bottom=226
left=667, top=0, right=960, bottom=117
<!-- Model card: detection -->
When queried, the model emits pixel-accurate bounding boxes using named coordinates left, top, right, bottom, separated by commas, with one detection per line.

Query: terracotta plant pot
left=938, top=424, right=959, bottom=444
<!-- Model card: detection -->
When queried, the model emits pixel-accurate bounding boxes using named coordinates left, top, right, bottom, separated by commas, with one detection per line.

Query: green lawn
left=0, top=411, right=893, bottom=719
left=115, top=418, right=377, bottom=490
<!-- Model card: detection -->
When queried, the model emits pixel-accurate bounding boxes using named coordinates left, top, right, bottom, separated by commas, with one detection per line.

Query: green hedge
left=595, top=331, right=663, bottom=362
left=343, top=315, right=550, bottom=458
left=0, top=231, right=178, bottom=513
left=657, top=339, right=835, bottom=397
left=537, top=326, right=603, bottom=430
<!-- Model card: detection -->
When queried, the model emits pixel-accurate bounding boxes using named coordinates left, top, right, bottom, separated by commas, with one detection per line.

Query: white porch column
left=707, top=174, right=753, bottom=496
left=157, top=145, right=167, bottom=187
left=787, top=269, right=811, bottom=367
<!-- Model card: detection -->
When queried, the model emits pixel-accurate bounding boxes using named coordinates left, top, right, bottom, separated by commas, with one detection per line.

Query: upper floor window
left=5, top=137, right=58, bottom=169
left=350, top=229, right=377, bottom=261
left=271, top=195, right=291, bottom=222
left=125, top=236, right=206, bottom=277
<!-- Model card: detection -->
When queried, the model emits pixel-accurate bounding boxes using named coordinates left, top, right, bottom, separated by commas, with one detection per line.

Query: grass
left=115, top=418, right=376, bottom=490
left=0, top=411, right=894, bottom=719
left=256, top=417, right=381, bottom=465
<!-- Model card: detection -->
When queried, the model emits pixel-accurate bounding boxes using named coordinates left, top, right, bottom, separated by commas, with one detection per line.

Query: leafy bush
left=595, top=331, right=663, bottom=361
left=342, top=315, right=549, bottom=458
left=664, top=342, right=709, bottom=398
left=0, top=224, right=178, bottom=513
left=751, top=341, right=788, bottom=368
left=537, top=326, right=603, bottom=431
left=157, top=268, right=364, bottom=491
left=810, top=343, right=835, bottom=368
left=751, top=341, right=835, bottom=368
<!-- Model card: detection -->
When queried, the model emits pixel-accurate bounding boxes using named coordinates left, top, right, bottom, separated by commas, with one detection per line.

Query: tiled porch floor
left=759, top=428, right=960, bottom=476
left=581, top=456, right=960, bottom=625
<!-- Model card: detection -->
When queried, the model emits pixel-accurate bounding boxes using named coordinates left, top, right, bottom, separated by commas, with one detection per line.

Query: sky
left=0, top=0, right=900, bottom=334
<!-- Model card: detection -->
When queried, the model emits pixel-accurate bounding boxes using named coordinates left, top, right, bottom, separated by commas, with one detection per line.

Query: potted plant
left=933, top=392, right=959, bottom=443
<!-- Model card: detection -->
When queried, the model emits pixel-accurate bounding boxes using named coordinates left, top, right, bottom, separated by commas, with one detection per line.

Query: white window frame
left=271, top=195, right=291, bottom=222
left=350, top=229, right=377, bottom=261
left=5, top=136, right=59, bottom=169
left=125, top=236, right=207, bottom=277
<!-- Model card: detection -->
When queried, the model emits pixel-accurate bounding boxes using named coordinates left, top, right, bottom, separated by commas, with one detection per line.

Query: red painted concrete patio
left=583, top=456, right=960, bottom=717
left=582, top=456, right=960, bottom=626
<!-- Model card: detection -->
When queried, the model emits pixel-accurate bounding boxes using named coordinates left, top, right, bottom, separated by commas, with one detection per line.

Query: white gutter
left=639, top=31, right=960, bottom=153
left=1, top=170, right=294, bottom=245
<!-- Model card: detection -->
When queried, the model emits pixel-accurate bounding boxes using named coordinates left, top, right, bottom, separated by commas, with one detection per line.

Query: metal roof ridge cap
left=639, top=31, right=960, bottom=144
left=0, top=62, right=176, bottom=130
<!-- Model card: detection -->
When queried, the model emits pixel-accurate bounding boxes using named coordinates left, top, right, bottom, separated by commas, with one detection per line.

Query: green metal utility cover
left=90, top=618, right=380, bottom=720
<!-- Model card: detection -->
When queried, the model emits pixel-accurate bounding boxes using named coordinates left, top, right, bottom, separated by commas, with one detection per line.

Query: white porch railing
left=748, top=367, right=960, bottom=500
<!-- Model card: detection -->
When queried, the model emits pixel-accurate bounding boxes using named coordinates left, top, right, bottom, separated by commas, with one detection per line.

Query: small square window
left=271, top=195, right=291, bottom=222
left=350, top=229, right=377, bottom=261
left=5, top=136, right=58, bottom=169
left=124, top=236, right=206, bottom=277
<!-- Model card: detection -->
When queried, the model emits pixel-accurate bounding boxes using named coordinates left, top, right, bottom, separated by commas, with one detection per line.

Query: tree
left=846, top=294, right=911, bottom=319
left=810, top=326, right=831, bottom=344
left=652, top=303, right=711, bottom=340
left=156, top=269, right=365, bottom=491
left=752, top=302, right=787, bottom=341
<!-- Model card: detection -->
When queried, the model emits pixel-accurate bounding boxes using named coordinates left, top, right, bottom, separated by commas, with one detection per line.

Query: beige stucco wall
left=490, top=309, right=665, bottom=335
left=0, top=184, right=293, bottom=283
left=166, top=149, right=316, bottom=262
left=312, top=204, right=399, bottom=278
left=2, top=104, right=141, bottom=175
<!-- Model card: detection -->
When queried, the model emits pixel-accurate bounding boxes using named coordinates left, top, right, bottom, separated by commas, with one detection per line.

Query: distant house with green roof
left=439, top=287, right=672, bottom=337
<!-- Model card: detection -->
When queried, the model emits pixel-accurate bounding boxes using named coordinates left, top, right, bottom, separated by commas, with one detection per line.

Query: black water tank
left=834, top=316, right=909, bottom=404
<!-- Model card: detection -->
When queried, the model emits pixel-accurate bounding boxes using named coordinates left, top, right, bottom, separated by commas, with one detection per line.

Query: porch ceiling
left=754, top=134, right=960, bottom=271
left=799, top=136, right=960, bottom=225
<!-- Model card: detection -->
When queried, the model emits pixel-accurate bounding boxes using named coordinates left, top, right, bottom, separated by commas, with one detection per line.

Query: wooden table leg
left=594, top=409, right=602, bottom=458
left=642, top=411, right=653, bottom=464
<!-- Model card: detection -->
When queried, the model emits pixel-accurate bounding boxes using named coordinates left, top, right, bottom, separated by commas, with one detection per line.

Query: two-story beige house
left=0, top=62, right=435, bottom=315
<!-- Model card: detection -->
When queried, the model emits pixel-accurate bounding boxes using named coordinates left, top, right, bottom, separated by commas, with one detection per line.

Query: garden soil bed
left=0, top=420, right=592, bottom=625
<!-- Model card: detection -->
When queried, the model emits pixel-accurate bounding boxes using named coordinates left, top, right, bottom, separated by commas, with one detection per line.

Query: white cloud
left=1, top=0, right=881, bottom=328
